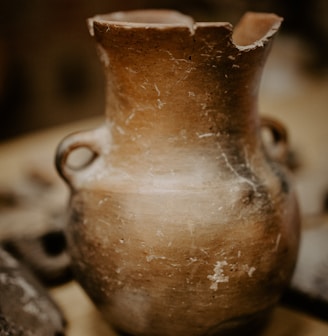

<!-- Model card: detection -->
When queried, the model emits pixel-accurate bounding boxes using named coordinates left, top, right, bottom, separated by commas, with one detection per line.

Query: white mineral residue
left=146, top=255, right=167, bottom=262
left=208, top=260, right=229, bottom=291
left=274, top=233, right=282, bottom=252
left=242, top=264, right=256, bottom=277
left=207, top=259, right=257, bottom=290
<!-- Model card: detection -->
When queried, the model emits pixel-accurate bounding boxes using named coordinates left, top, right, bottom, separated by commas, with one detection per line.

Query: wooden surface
left=1, top=36, right=328, bottom=335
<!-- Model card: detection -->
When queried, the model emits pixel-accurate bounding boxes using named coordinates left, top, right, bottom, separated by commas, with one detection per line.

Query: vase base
left=112, top=308, right=272, bottom=336
left=206, top=308, right=272, bottom=336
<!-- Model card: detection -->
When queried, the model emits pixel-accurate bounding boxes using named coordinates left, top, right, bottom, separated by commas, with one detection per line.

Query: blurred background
left=0, top=0, right=327, bottom=141
left=1, top=2, right=328, bottom=327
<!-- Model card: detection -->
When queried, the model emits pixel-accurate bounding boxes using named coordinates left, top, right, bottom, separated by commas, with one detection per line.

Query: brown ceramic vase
left=55, top=10, right=300, bottom=336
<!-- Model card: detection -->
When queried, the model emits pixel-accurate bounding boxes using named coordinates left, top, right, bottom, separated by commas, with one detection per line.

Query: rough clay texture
left=56, top=9, right=300, bottom=336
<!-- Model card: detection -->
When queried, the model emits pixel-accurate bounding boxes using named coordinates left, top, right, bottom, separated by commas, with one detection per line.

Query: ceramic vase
left=56, top=10, right=300, bottom=336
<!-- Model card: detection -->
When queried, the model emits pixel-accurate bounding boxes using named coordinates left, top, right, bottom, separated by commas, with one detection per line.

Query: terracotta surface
left=54, top=10, right=300, bottom=335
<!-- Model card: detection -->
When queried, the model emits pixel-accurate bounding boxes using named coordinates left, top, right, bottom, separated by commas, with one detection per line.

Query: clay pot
left=55, top=10, right=300, bottom=336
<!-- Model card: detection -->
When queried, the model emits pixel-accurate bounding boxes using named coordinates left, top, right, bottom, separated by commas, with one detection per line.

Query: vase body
left=56, top=10, right=300, bottom=336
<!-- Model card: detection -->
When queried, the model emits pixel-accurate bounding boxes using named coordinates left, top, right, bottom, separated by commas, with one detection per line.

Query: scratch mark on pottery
left=173, top=66, right=196, bottom=88
left=169, top=263, right=181, bottom=268
left=242, top=264, right=256, bottom=277
left=221, top=152, right=258, bottom=194
left=116, top=125, right=125, bottom=135
left=200, top=103, right=207, bottom=110
left=274, top=233, right=281, bottom=252
left=98, top=197, right=108, bottom=206
left=97, top=45, right=110, bottom=67
left=187, top=257, right=198, bottom=266
left=197, top=132, right=215, bottom=139
left=200, top=248, right=209, bottom=257
left=248, top=267, right=256, bottom=277
left=98, top=218, right=110, bottom=226
left=157, top=98, right=165, bottom=109
left=243, top=147, right=252, bottom=169
left=154, top=84, right=160, bottom=96
left=208, top=261, right=229, bottom=290
left=125, top=67, right=137, bottom=74
left=125, top=111, right=135, bottom=124
left=146, top=255, right=167, bottom=262
left=156, top=229, right=164, bottom=238
left=163, top=50, right=189, bottom=65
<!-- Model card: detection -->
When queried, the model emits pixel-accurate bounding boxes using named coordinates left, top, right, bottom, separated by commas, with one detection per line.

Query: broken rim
left=87, top=9, right=283, bottom=51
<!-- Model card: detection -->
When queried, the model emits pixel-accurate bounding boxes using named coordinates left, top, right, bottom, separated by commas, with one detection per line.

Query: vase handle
left=260, top=116, right=289, bottom=165
left=55, top=129, right=101, bottom=188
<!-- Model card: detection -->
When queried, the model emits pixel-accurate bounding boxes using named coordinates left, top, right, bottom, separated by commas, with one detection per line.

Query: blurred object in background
left=0, top=247, right=66, bottom=335
left=0, top=0, right=327, bottom=141
left=0, top=169, right=72, bottom=285
left=0, top=0, right=146, bottom=141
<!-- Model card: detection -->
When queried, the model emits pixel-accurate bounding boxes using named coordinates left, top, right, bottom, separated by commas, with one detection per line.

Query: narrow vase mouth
left=88, top=9, right=282, bottom=51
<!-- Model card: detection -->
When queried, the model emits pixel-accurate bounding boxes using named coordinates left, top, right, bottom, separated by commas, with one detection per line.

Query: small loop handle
left=261, top=116, right=289, bottom=165
left=55, top=130, right=101, bottom=187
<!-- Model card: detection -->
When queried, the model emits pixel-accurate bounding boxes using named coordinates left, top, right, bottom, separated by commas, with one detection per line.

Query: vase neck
left=89, top=11, right=282, bottom=152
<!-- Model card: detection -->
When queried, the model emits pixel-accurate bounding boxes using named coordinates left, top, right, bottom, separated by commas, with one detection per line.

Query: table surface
left=50, top=281, right=328, bottom=336
left=1, top=37, right=328, bottom=335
